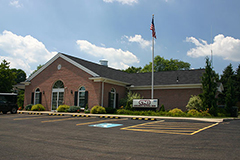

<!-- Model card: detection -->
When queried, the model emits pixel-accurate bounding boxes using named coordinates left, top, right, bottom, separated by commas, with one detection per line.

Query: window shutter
left=115, top=93, right=119, bottom=108
left=84, top=91, right=88, bottom=107
left=74, top=91, right=78, bottom=106
left=31, top=92, right=34, bottom=104
left=39, top=92, right=42, bottom=104
left=108, top=92, right=111, bottom=107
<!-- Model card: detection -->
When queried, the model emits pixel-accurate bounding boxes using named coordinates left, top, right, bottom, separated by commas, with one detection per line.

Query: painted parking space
left=41, top=117, right=95, bottom=123
left=121, top=120, right=219, bottom=135
left=76, top=118, right=128, bottom=126
left=89, top=123, right=123, bottom=128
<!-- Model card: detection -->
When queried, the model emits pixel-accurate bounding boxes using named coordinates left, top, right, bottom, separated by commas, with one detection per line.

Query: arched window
left=34, top=88, right=41, bottom=104
left=52, top=80, right=64, bottom=111
left=74, top=86, right=88, bottom=108
left=109, top=88, right=116, bottom=108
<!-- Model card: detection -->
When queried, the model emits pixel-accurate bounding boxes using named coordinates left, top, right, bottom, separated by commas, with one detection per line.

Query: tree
left=0, top=60, right=16, bottom=92
left=122, top=66, right=142, bottom=73
left=11, top=68, right=26, bottom=83
left=225, top=75, right=237, bottom=114
left=235, top=64, right=240, bottom=102
left=141, top=56, right=190, bottom=73
left=199, top=57, right=218, bottom=116
left=219, top=64, right=237, bottom=105
left=29, top=64, right=43, bottom=77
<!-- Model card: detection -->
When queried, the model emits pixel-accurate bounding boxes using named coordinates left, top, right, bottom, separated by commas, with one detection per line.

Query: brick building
left=24, top=53, right=205, bottom=111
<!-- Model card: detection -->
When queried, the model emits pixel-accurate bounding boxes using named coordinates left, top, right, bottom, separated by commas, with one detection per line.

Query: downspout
left=101, top=79, right=106, bottom=107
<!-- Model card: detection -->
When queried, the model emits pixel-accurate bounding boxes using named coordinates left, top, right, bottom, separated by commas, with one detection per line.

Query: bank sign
left=133, top=99, right=158, bottom=108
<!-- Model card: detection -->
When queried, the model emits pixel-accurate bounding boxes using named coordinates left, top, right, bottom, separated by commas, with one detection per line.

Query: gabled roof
left=27, top=52, right=205, bottom=87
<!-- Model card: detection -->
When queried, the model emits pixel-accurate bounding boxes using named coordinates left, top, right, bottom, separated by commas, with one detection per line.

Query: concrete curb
left=17, top=110, right=238, bottom=123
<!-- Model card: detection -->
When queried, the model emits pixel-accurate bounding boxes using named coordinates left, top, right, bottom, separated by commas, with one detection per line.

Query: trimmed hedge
left=31, top=104, right=45, bottom=111
left=25, top=104, right=33, bottom=111
left=68, top=106, right=81, bottom=113
left=57, top=105, right=70, bottom=112
left=90, top=105, right=106, bottom=114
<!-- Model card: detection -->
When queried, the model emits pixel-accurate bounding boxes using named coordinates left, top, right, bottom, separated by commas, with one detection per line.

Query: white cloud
left=125, top=35, right=151, bottom=49
left=76, top=40, right=139, bottom=69
left=0, top=30, right=57, bottom=76
left=186, top=34, right=240, bottom=62
left=103, top=0, right=138, bottom=5
left=9, top=0, right=23, bottom=8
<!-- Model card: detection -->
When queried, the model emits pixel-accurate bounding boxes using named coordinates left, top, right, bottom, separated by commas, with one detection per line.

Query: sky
left=0, top=0, right=240, bottom=77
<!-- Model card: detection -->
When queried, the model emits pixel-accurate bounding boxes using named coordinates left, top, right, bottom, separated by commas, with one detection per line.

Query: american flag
left=150, top=17, right=156, bottom=39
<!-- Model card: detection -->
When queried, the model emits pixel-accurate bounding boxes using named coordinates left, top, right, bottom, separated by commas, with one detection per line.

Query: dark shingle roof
left=63, top=53, right=204, bottom=86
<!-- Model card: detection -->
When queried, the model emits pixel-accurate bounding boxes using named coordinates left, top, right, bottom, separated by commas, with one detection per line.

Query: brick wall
left=25, top=57, right=101, bottom=110
left=131, top=88, right=202, bottom=111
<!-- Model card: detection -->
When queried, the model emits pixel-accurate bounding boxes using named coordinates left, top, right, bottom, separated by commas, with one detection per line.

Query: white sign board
left=133, top=99, right=158, bottom=108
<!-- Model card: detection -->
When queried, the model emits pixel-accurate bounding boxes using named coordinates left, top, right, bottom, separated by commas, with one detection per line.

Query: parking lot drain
left=89, top=123, right=123, bottom=128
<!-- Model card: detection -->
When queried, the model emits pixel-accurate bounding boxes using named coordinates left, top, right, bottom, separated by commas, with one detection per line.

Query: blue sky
left=0, top=0, right=240, bottom=76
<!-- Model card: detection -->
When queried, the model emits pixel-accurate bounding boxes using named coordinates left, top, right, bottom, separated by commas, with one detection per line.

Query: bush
left=68, top=106, right=81, bottom=113
left=168, top=108, right=185, bottom=116
left=186, top=95, right=203, bottom=111
left=57, top=105, right=70, bottom=112
left=105, top=107, right=117, bottom=114
left=25, top=104, right=33, bottom=111
left=90, top=105, right=106, bottom=114
left=187, top=109, right=201, bottom=117
left=159, top=104, right=165, bottom=112
left=120, top=92, right=143, bottom=108
left=31, top=104, right=45, bottom=111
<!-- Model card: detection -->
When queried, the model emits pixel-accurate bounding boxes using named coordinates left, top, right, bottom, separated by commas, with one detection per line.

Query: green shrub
left=120, top=92, right=143, bottom=108
left=168, top=108, right=185, bottom=116
left=31, top=104, right=45, bottom=111
left=186, top=95, right=203, bottom=111
left=57, top=105, right=70, bottom=112
left=90, top=105, right=106, bottom=114
left=68, top=106, right=81, bottom=113
left=25, top=104, right=33, bottom=111
left=159, top=104, right=165, bottom=112
left=187, top=109, right=201, bottom=117
left=200, top=109, right=211, bottom=117
left=105, top=107, right=117, bottom=114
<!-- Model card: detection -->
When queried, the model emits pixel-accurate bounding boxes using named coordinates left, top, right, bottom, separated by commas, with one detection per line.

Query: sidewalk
left=16, top=110, right=238, bottom=123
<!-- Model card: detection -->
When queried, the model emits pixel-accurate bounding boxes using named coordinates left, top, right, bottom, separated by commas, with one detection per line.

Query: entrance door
left=51, top=80, right=64, bottom=111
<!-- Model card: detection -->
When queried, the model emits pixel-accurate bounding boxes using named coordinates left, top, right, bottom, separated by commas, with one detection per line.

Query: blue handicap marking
left=89, top=123, right=123, bottom=128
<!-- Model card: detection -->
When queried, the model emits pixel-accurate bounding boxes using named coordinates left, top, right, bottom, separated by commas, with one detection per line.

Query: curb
left=48, top=113, right=64, bottom=116
left=99, top=116, right=120, bottom=119
left=28, top=112, right=42, bottom=115
left=72, top=114, right=91, bottom=117
left=131, top=117, right=157, bottom=121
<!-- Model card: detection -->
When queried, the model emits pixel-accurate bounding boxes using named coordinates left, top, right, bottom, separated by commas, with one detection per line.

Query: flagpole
left=151, top=14, right=154, bottom=99
left=151, top=35, right=154, bottom=99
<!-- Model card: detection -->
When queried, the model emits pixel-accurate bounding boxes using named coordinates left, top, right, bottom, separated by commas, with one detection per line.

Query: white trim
left=27, top=53, right=99, bottom=81
left=131, top=84, right=202, bottom=90
left=89, top=77, right=130, bottom=87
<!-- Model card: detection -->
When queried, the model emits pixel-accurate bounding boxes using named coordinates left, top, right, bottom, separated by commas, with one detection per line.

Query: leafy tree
left=11, top=68, right=26, bottom=83
left=29, top=64, right=43, bottom=77
left=17, top=90, right=25, bottom=108
left=0, top=60, right=16, bottom=92
left=122, top=66, right=142, bottom=73
left=141, top=56, right=190, bottom=73
left=199, top=57, right=218, bottom=116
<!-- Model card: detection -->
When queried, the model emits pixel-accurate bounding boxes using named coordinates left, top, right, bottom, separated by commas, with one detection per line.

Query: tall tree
left=11, top=68, right=26, bottom=83
left=0, top=60, right=16, bottom=92
left=235, top=64, right=240, bottom=102
left=200, top=57, right=218, bottom=115
left=219, top=64, right=235, bottom=105
left=123, top=56, right=190, bottom=73
left=225, top=75, right=237, bottom=114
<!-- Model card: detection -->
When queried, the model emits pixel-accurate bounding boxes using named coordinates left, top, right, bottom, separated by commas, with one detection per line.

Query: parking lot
left=1, top=113, right=240, bottom=159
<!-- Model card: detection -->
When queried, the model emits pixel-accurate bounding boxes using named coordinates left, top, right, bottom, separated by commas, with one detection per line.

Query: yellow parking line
left=41, top=117, right=95, bottom=123
left=14, top=116, right=49, bottom=120
left=123, top=128, right=192, bottom=135
left=190, top=122, right=219, bottom=135
left=76, top=118, right=128, bottom=126
left=121, top=120, right=165, bottom=130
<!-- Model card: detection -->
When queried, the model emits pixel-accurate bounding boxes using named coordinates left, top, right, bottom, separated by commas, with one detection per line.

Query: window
left=74, top=86, right=88, bottom=108
left=34, top=88, right=41, bottom=104
left=52, top=80, right=64, bottom=111
left=78, top=87, right=85, bottom=107
left=109, top=88, right=116, bottom=108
